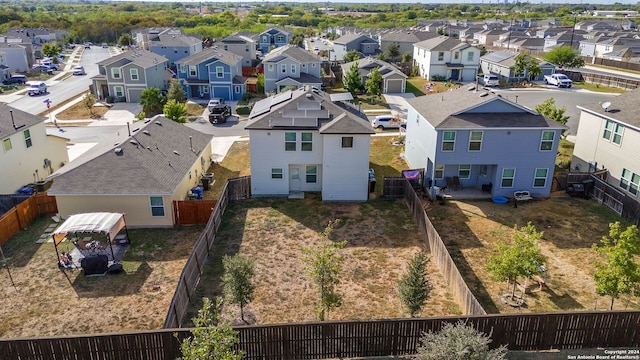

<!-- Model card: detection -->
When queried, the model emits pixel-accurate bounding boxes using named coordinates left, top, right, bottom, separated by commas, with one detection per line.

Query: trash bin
left=191, top=186, right=203, bottom=200
left=201, top=173, right=214, bottom=190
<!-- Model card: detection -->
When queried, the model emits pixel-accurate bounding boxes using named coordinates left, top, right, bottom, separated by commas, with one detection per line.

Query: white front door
left=289, top=166, right=301, bottom=191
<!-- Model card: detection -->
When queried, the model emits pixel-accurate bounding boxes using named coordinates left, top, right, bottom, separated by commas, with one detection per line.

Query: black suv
left=208, top=104, right=232, bottom=124
left=3, top=75, right=27, bottom=85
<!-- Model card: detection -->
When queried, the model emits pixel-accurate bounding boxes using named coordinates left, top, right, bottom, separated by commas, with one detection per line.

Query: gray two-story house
left=330, top=34, right=379, bottom=62
left=134, top=28, right=202, bottom=69
left=262, top=45, right=322, bottom=94
left=175, top=47, right=246, bottom=101
left=259, top=28, right=292, bottom=55
left=404, top=87, right=566, bottom=198
left=219, top=32, right=257, bottom=67
left=91, top=49, right=171, bottom=103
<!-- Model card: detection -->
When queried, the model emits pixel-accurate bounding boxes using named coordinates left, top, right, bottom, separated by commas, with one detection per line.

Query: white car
left=72, top=66, right=85, bottom=75
left=482, top=74, right=499, bottom=87
left=207, top=98, right=224, bottom=112
left=371, top=115, right=406, bottom=130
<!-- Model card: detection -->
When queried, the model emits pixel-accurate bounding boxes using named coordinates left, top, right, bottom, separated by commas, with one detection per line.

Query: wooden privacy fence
left=383, top=177, right=486, bottom=316
left=164, top=176, right=251, bottom=329
left=0, top=193, right=57, bottom=246
left=172, top=199, right=218, bottom=225
left=2, top=311, right=640, bottom=359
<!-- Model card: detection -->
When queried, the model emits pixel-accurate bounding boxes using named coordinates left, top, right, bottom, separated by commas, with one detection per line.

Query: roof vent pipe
left=127, top=123, right=131, bottom=137
left=189, top=136, right=193, bottom=152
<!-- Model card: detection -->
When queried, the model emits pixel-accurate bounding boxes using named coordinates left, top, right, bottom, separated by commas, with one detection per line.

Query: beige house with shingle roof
left=47, top=116, right=213, bottom=228
left=413, top=36, right=480, bottom=81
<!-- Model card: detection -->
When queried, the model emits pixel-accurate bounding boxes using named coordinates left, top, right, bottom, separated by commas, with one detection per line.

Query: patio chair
left=453, top=176, right=463, bottom=190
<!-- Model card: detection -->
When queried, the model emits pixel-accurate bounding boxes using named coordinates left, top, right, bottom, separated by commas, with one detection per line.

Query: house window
left=271, top=168, right=283, bottom=179
left=173, top=47, right=178, bottom=54
left=435, top=164, right=444, bottom=179
left=621, top=169, right=639, bottom=195
left=23, top=130, right=32, bottom=148
left=114, top=86, right=124, bottom=97
left=613, top=123, right=624, bottom=145
left=130, top=68, right=138, bottom=80
left=467, top=52, right=474, bottom=61
left=306, top=165, right=317, bottom=183
left=216, top=66, right=224, bottom=78
left=501, top=168, right=515, bottom=188
left=442, top=131, right=455, bottom=151
left=202, top=86, right=209, bottom=94
left=111, top=68, right=121, bottom=79
left=458, top=164, right=471, bottom=179
left=180, top=64, right=185, bottom=73
left=533, top=168, right=548, bottom=188
left=454, top=51, right=460, bottom=60
left=281, top=64, right=286, bottom=73
left=245, top=45, right=249, bottom=52
left=235, top=86, right=241, bottom=93
left=263, top=36, right=268, bottom=42
left=224, top=45, right=228, bottom=51
left=341, top=136, right=353, bottom=148
left=438, top=52, right=444, bottom=61
left=291, top=64, right=297, bottom=74
left=301, top=132, right=312, bottom=151
left=277, top=35, right=284, bottom=42
left=268, top=64, right=274, bottom=71
left=540, top=130, right=554, bottom=151
left=312, top=63, right=316, bottom=67
left=189, top=65, right=197, bottom=76
left=468, top=131, right=482, bottom=151
left=285, top=132, right=296, bottom=151
left=150, top=196, right=165, bottom=217
left=603, top=120, right=617, bottom=141
left=3, top=138, right=12, bottom=151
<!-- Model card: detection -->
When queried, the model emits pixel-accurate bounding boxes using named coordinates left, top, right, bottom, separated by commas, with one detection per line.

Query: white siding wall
left=404, top=106, right=437, bottom=174
left=321, top=134, right=370, bottom=201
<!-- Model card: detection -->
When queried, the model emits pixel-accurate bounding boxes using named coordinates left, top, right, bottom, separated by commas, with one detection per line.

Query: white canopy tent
left=52, top=212, right=129, bottom=265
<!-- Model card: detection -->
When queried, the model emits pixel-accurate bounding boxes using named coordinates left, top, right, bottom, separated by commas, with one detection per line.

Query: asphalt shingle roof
left=48, top=116, right=213, bottom=196
left=176, top=47, right=242, bottom=67
left=0, top=104, right=42, bottom=138
left=263, top=45, right=321, bottom=63
left=97, top=49, right=168, bottom=69
left=578, top=88, right=640, bottom=130
left=413, top=36, right=469, bottom=51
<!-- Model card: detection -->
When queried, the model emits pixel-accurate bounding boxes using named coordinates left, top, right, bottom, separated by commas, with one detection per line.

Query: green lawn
left=572, top=82, right=627, bottom=94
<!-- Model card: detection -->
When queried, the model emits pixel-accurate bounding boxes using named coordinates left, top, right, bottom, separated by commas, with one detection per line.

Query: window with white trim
left=3, top=138, right=12, bottom=151
left=268, top=64, right=274, bottom=71
left=235, top=86, right=241, bottom=93
left=438, top=52, right=444, bottom=61
left=301, top=132, right=312, bottom=151
left=216, top=66, right=224, bottom=78
left=467, top=52, right=474, bottom=61
left=245, top=45, right=249, bottom=52
left=114, top=86, right=124, bottom=97
left=458, top=164, right=471, bottom=179
left=306, top=166, right=317, bottom=183
left=454, top=51, right=460, bottom=60
left=189, top=65, right=197, bottom=76
left=341, top=136, right=353, bottom=148
left=631, top=174, right=640, bottom=196
left=435, top=164, right=444, bottom=179
left=180, top=64, right=185, bottom=73
left=281, top=64, right=286, bottom=73
left=468, top=131, right=482, bottom=151
left=540, top=130, right=554, bottom=151
left=150, top=196, right=165, bottom=216
left=285, top=132, right=296, bottom=151
left=277, top=35, right=284, bottom=42
left=533, top=168, right=548, bottom=188
left=130, top=68, right=138, bottom=80
left=291, top=64, right=297, bottom=74
left=613, top=123, right=624, bottom=145
left=23, top=130, right=32, bottom=148
left=442, top=131, right=455, bottom=151
left=621, top=169, right=639, bottom=196
left=501, top=168, right=515, bottom=188
left=271, top=168, right=283, bottom=179
left=111, top=68, right=121, bottom=79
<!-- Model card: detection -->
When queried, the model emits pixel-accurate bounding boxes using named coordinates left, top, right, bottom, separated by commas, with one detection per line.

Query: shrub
left=236, top=106, right=252, bottom=115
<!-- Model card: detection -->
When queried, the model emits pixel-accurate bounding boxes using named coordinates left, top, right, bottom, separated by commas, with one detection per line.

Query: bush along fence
left=164, top=176, right=251, bottom=329
left=2, top=311, right=639, bottom=359
left=383, top=177, right=487, bottom=316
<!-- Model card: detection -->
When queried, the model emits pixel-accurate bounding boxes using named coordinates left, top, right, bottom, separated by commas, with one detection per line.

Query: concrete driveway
left=89, top=102, right=142, bottom=127
left=383, top=93, right=415, bottom=119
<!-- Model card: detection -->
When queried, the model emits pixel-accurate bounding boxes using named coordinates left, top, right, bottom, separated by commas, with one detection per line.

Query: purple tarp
left=402, top=170, right=421, bottom=180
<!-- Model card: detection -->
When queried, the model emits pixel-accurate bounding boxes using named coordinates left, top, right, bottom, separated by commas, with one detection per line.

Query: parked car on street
left=72, top=66, right=86, bottom=75
left=544, top=73, right=573, bottom=88
left=25, top=81, right=47, bottom=96
left=208, top=104, right=232, bottom=124
left=482, top=74, right=500, bottom=87
left=2, top=74, right=28, bottom=85
left=207, top=98, right=225, bottom=112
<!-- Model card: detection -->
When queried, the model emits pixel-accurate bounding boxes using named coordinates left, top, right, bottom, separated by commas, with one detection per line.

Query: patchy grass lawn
left=556, top=139, right=574, bottom=171
left=186, top=102, right=204, bottom=116
left=56, top=97, right=109, bottom=120
left=204, top=141, right=251, bottom=200
left=572, top=82, right=627, bottom=94
left=0, top=217, right=202, bottom=339
left=183, top=195, right=461, bottom=326
left=428, top=196, right=640, bottom=314
left=406, top=77, right=462, bottom=96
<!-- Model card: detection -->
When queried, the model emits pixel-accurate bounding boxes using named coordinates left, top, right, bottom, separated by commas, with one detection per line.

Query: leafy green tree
left=592, top=222, right=640, bottom=310
left=302, top=221, right=346, bottom=321
left=343, top=49, right=360, bottom=63
left=177, top=297, right=244, bottom=360
left=528, top=58, right=542, bottom=81
left=399, top=251, right=431, bottom=317
left=384, top=42, right=400, bottom=60
left=414, top=321, right=507, bottom=360
left=83, top=92, right=97, bottom=117
left=343, top=62, right=362, bottom=96
left=257, top=73, right=265, bottom=94
left=535, top=98, right=570, bottom=138
left=486, top=222, right=547, bottom=300
left=42, top=43, right=62, bottom=58
left=513, top=53, right=529, bottom=80
left=401, top=52, right=412, bottom=63
left=543, top=45, right=585, bottom=68
left=140, top=87, right=166, bottom=117
left=222, top=255, right=255, bottom=323
left=289, top=33, right=304, bottom=47
left=117, top=33, right=134, bottom=47
left=365, top=67, right=383, bottom=99
left=167, top=80, right=187, bottom=103
left=164, top=99, right=188, bottom=123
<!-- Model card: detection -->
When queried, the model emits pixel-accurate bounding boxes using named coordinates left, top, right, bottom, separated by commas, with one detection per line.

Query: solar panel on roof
left=330, top=93, right=354, bottom=102
left=272, top=91, right=293, bottom=107
left=250, top=98, right=273, bottom=118
left=271, top=117, right=318, bottom=127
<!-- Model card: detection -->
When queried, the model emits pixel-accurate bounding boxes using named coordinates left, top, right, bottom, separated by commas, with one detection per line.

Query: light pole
left=570, top=14, right=577, bottom=48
